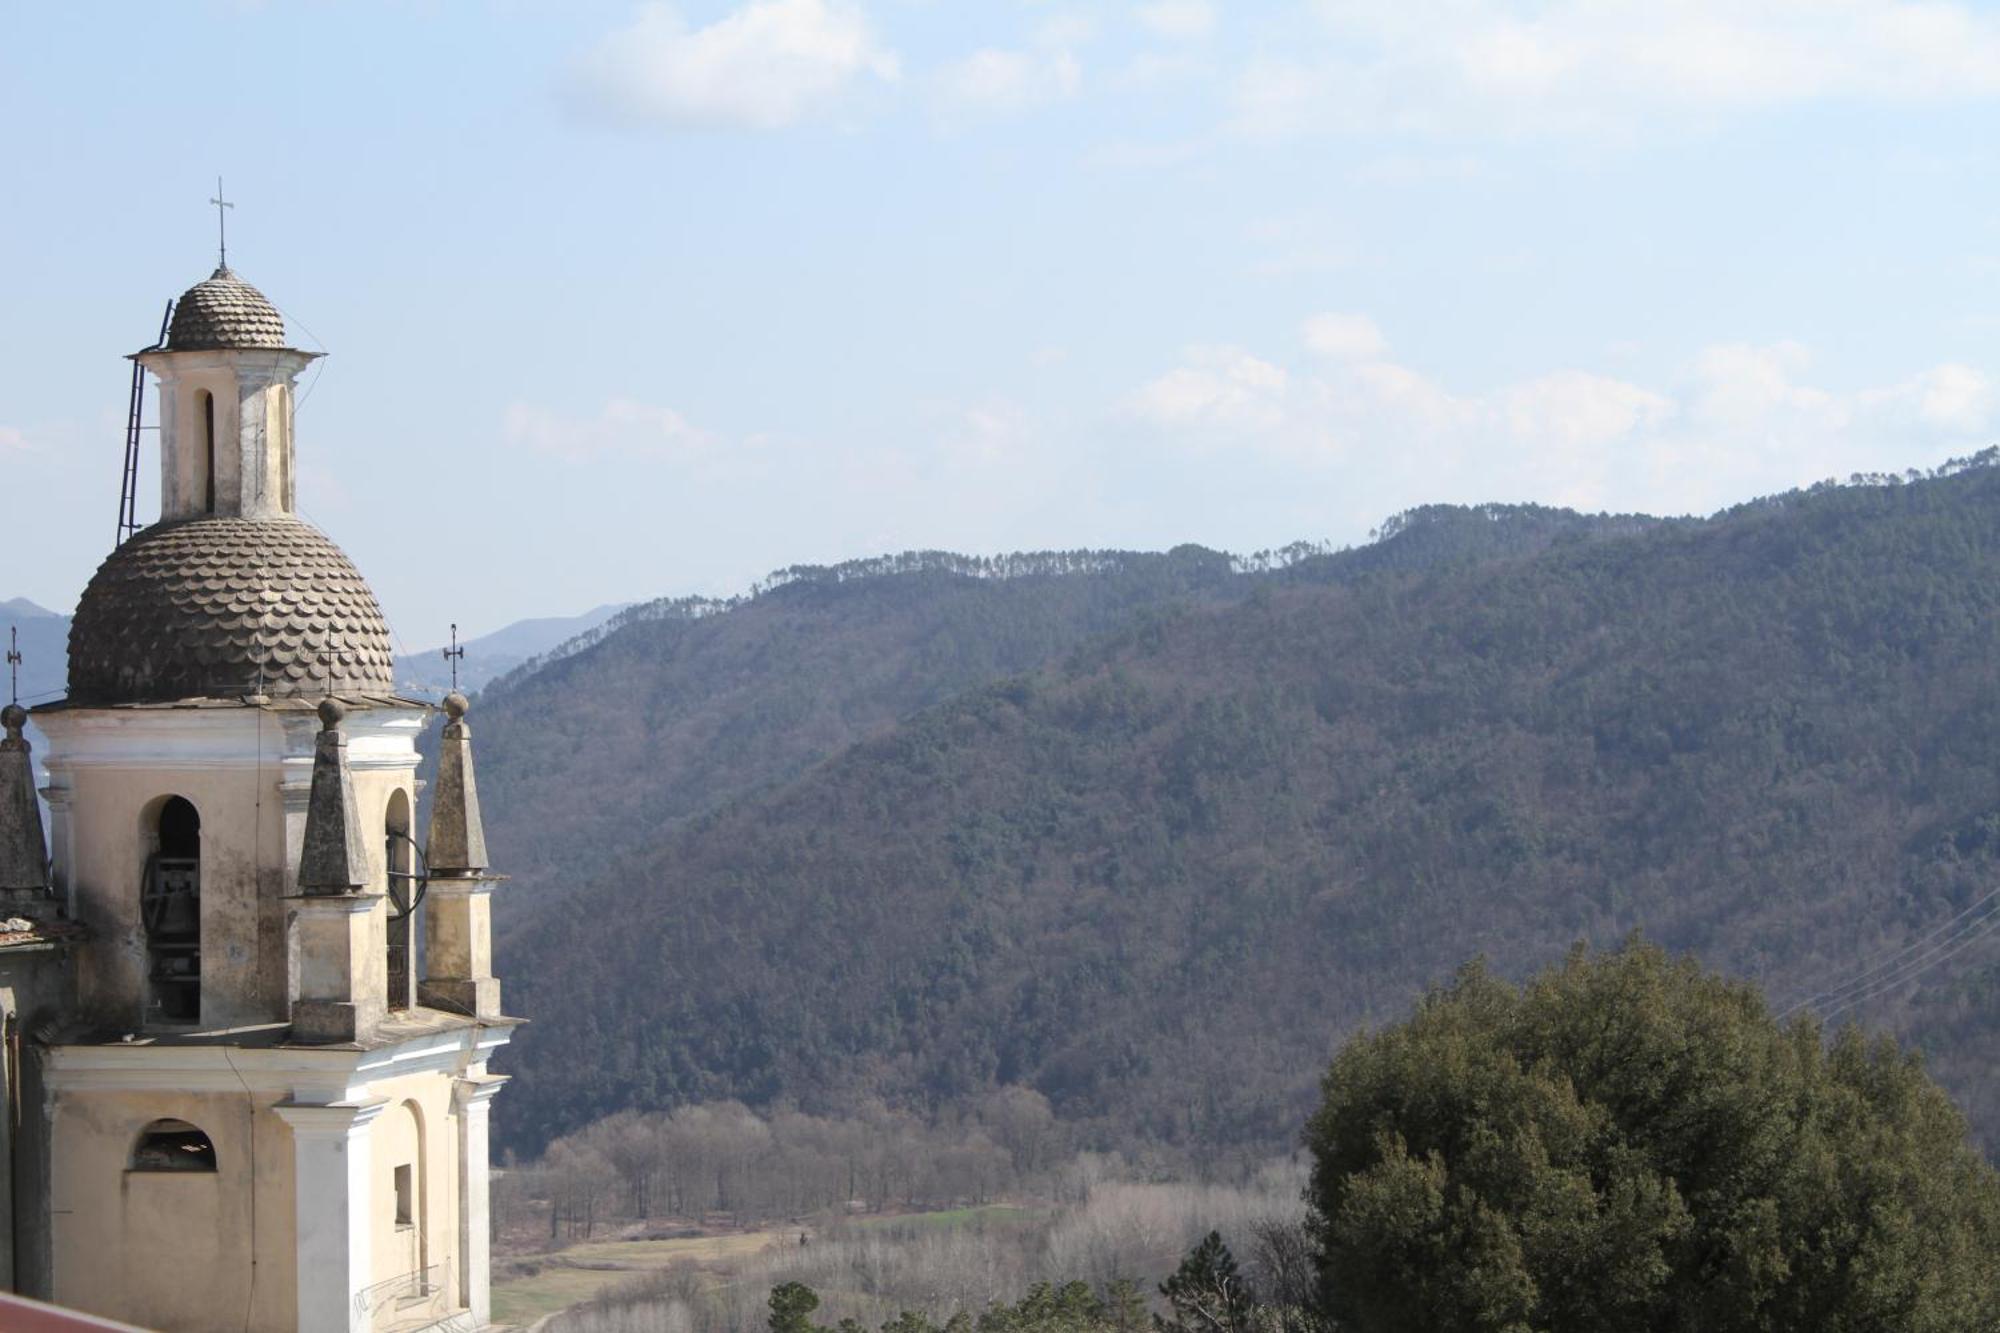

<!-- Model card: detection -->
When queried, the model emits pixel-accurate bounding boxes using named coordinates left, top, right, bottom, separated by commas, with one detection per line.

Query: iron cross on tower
left=443, top=624, right=465, bottom=693
left=210, top=177, right=234, bottom=268
left=7, top=627, right=20, bottom=706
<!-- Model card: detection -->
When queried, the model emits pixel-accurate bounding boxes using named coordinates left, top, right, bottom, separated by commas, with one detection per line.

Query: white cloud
left=942, top=399, right=1036, bottom=467
left=1502, top=370, right=1673, bottom=448
left=936, top=46, right=1082, bottom=113
left=1688, top=342, right=1843, bottom=432
left=1135, top=1, right=1214, bottom=41
left=1898, top=363, right=1995, bottom=432
left=504, top=399, right=720, bottom=462
left=1037, top=13, right=1098, bottom=50
left=1236, top=0, right=2000, bottom=140
left=1129, top=346, right=1290, bottom=433
left=1302, top=312, right=1387, bottom=362
left=0, top=427, right=27, bottom=453
left=1128, top=321, right=1996, bottom=514
left=934, top=10, right=1091, bottom=117
left=570, top=0, right=898, bottom=130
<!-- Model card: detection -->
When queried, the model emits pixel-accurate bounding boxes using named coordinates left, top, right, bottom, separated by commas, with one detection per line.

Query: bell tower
left=18, top=258, right=515, bottom=1333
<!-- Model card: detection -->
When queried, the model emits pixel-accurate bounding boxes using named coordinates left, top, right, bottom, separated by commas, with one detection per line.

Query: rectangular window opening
left=394, top=1163, right=413, bottom=1228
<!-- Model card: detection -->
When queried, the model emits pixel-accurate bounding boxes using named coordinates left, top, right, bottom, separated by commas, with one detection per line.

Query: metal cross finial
left=209, top=176, right=234, bottom=268
left=443, top=624, right=465, bottom=693
left=6, top=627, right=20, bottom=706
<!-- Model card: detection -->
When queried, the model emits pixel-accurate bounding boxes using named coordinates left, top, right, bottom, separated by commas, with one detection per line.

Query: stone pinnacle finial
left=297, top=700, right=370, bottom=893
left=0, top=704, right=48, bottom=892
left=428, top=691, right=487, bottom=875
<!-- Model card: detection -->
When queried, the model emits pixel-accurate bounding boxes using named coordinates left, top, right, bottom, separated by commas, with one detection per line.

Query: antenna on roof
left=443, top=624, right=465, bottom=694
left=7, top=628, right=21, bottom=706
left=209, top=177, right=234, bottom=270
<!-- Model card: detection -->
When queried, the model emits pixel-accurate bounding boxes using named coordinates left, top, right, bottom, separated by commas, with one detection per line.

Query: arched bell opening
left=141, top=796, right=201, bottom=1025
left=385, top=789, right=417, bottom=1011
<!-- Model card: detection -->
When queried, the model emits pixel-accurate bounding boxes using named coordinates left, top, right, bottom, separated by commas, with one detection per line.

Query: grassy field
left=489, top=1209, right=1041, bottom=1328
left=491, top=1229, right=784, bottom=1327
left=848, top=1205, right=1044, bottom=1232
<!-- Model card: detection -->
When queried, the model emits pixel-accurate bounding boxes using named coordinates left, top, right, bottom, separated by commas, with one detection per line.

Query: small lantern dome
left=165, top=267, right=288, bottom=351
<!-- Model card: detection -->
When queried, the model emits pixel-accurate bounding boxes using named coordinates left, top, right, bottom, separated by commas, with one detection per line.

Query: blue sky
left=3, top=1, right=1999, bottom=649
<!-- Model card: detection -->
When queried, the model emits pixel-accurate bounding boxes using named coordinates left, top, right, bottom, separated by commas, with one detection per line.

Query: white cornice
left=44, top=1021, right=513, bottom=1105
left=135, top=347, right=319, bottom=377
left=36, top=706, right=425, bottom=776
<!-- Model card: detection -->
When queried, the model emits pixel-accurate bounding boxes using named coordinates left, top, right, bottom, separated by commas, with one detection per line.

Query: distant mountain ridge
left=480, top=455, right=2000, bottom=1159
left=1, top=603, right=70, bottom=708
left=0, top=596, right=641, bottom=708
left=397, top=603, right=632, bottom=698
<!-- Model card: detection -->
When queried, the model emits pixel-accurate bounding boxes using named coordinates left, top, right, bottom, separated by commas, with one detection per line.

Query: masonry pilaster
left=274, top=1099, right=387, bottom=1333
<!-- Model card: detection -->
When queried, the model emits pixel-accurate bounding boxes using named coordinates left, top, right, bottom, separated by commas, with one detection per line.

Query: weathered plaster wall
left=37, top=705, right=425, bottom=1034
left=47, top=1086, right=295, bottom=1331
left=44, top=1050, right=480, bottom=1332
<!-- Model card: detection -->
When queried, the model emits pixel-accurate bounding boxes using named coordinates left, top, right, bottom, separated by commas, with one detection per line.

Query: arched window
left=378, top=1100, right=431, bottom=1297
left=143, top=797, right=201, bottom=1024
left=197, top=390, right=216, bottom=514
left=130, top=1118, right=216, bottom=1173
left=385, top=790, right=413, bottom=1011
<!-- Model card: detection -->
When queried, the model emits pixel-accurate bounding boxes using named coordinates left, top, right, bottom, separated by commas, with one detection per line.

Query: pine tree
left=1156, top=1232, right=1257, bottom=1333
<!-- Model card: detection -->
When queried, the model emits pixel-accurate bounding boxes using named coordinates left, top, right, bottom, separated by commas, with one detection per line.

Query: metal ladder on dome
left=115, top=299, right=174, bottom=549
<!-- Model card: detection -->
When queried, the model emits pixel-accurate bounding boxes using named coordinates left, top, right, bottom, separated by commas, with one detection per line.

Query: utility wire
left=1779, top=884, right=2000, bottom=1021
left=1816, top=905, right=2000, bottom=1025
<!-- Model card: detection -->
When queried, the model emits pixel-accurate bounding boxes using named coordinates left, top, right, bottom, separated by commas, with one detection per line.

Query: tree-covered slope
left=474, top=507, right=1647, bottom=951
left=494, top=467, right=2000, bottom=1156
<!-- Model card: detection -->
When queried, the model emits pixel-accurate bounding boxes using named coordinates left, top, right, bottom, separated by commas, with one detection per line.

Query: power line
left=1779, top=884, right=2000, bottom=1022
left=1817, top=905, right=2000, bottom=1025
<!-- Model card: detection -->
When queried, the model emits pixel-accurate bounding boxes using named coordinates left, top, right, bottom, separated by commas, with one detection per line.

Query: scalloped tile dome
left=166, top=267, right=287, bottom=350
left=68, top=517, right=394, bottom=704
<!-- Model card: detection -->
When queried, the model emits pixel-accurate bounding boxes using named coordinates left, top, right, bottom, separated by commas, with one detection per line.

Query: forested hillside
left=472, top=506, right=1644, bottom=950
left=490, top=460, right=2000, bottom=1157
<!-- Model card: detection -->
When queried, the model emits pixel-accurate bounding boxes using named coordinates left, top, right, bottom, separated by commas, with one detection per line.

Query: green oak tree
left=1305, top=941, right=2000, bottom=1332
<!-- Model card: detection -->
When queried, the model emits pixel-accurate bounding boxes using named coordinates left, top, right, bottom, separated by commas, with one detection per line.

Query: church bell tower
left=18, top=259, right=515, bottom=1332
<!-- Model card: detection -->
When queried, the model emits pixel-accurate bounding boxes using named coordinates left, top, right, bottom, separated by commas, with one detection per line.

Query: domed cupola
left=61, top=265, right=396, bottom=706
left=164, top=267, right=287, bottom=350
left=67, top=516, right=395, bottom=704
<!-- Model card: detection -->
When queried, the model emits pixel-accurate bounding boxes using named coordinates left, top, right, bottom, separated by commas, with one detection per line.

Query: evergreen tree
left=770, top=1282, right=822, bottom=1333
left=1157, top=1232, right=1258, bottom=1333
left=1305, top=940, right=2000, bottom=1332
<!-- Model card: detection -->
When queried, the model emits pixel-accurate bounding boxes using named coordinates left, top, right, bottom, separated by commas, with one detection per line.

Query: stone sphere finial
left=0, top=704, right=24, bottom=739
left=443, top=691, right=469, bottom=721
left=317, top=697, right=347, bottom=730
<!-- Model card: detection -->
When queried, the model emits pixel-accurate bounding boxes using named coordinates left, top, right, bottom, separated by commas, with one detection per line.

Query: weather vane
left=7, top=627, right=20, bottom=706
left=443, top=624, right=465, bottom=693
left=209, top=176, right=234, bottom=269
